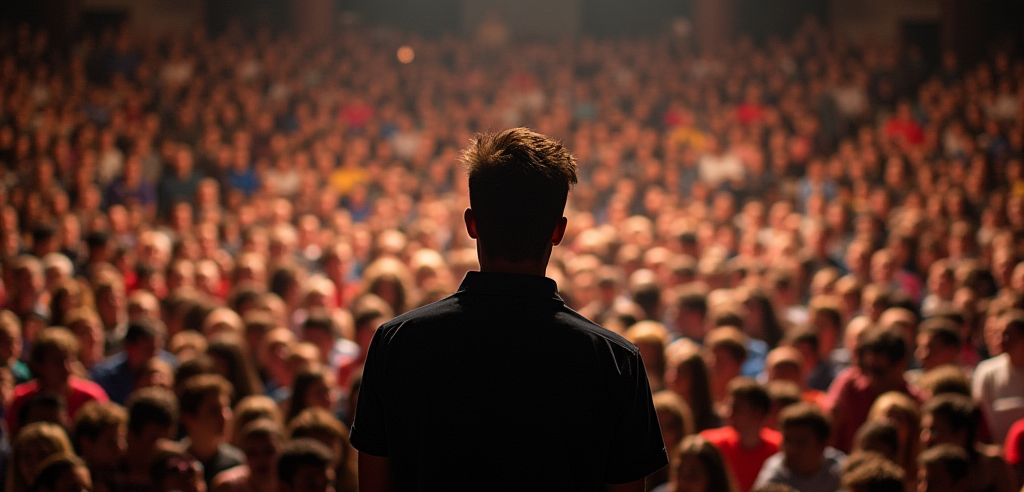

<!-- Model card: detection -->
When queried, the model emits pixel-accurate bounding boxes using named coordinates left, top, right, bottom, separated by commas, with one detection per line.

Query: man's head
left=123, top=318, right=166, bottom=369
left=29, top=327, right=79, bottom=390
left=29, top=454, right=92, bottom=492
left=724, top=377, right=770, bottom=432
left=997, top=310, right=1024, bottom=363
left=72, top=401, right=127, bottom=469
left=855, top=327, right=907, bottom=389
left=239, top=419, right=285, bottom=481
left=915, top=318, right=960, bottom=370
left=179, top=375, right=233, bottom=443
left=840, top=456, right=904, bottom=492
left=917, top=444, right=970, bottom=492
left=921, top=393, right=977, bottom=449
left=462, top=128, right=578, bottom=264
left=277, top=438, right=335, bottom=492
left=779, top=403, right=831, bottom=476
left=126, top=387, right=178, bottom=453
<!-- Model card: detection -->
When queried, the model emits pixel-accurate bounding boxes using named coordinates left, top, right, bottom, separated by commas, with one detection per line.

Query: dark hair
left=918, top=364, right=971, bottom=397
left=918, top=443, right=970, bottom=482
left=727, top=377, right=770, bottom=416
left=919, top=318, right=960, bottom=348
left=149, top=441, right=200, bottom=487
left=178, top=374, right=233, bottom=416
left=72, top=401, right=126, bottom=452
left=706, top=327, right=748, bottom=364
left=126, top=387, right=178, bottom=435
left=462, top=127, right=578, bottom=262
left=29, top=454, right=86, bottom=492
left=840, top=456, right=904, bottom=492
left=124, top=317, right=166, bottom=345
left=856, top=327, right=906, bottom=363
left=285, top=367, right=332, bottom=423
left=922, top=393, right=978, bottom=447
left=671, top=435, right=737, bottom=492
left=301, top=309, right=337, bottom=337
left=206, top=333, right=261, bottom=405
left=779, top=402, right=831, bottom=443
left=277, top=438, right=333, bottom=485
left=18, top=393, right=67, bottom=429
left=854, top=420, right=900, bottom=460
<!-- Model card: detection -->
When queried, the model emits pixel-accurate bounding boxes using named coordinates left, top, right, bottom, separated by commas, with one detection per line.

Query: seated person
left=277, top=439, right=335, bottom=492
left=179, top=374, right=246, bottom=486
left=700, top=378, right=780, bottom=492
left=753, top=403, right=846, bottom=492
left=8, top=327, right=108, bottom=435
left=920, top=394, right=1016, bottom=492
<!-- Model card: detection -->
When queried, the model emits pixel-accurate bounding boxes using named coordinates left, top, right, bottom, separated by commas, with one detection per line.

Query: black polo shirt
left=350, top=271, right=668, bottom=491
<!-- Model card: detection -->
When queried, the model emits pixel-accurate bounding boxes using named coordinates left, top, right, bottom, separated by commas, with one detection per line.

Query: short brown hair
left=462, top=127, right=578, bottom=262
left=840, top=456, right=904, bottom=492
left=72, top=401, right=127, bottom=449
left=30, top=327, right=79, bottom=366
left=918, top=444, right=970, bottom=482
left=779, top=402, right=831, bottom=443
left=705, top=326, right=748, bottom=364
left=179, top=374, right=233, bottom=416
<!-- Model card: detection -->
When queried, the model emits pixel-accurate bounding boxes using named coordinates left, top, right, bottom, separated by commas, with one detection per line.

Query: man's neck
left=734, top=425, right=764, bottom=449
left=477, top=258, right=548, bottom=277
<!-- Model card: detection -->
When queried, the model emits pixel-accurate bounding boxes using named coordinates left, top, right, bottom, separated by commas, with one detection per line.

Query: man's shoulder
left=378, top=294, right=637, bottom=353
left=974, top=354, right=1008, bottom=376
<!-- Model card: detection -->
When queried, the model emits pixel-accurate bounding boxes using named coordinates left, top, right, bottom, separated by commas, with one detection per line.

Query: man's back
left=351, top=271, right=667, bottom=491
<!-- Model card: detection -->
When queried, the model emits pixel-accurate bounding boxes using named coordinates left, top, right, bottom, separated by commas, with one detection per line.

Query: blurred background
left=5, top=0, right=1023, bottom=64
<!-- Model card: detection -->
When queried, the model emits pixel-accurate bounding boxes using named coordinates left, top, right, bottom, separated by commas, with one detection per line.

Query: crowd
left=0, top=12, right=1022, bottom=492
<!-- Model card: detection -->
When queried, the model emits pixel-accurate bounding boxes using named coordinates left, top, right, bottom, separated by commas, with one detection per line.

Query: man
left=699, top=378, right=781, bottom=492
left=973, top=310, right=1024, bottom=444
left=351, top=128, right=667, bottom=491
left=825, top=326, right=913, bottom=453
left=917, top=444, right=970, bottom=492
left=753, top=403, right=846, bottom=492
left=179, top=374, right=246, bottom=486
left=277, top=439, right=335, bottom=492
left=90, top=317, right=177, bottom=404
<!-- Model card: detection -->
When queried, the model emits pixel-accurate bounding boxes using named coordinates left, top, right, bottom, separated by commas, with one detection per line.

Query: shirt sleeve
left=603, top=349, right=670, bottom=484
left=349, top=325, right=390, bottom=457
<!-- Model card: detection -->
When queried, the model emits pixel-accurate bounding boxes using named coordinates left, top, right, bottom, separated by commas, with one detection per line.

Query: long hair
left=671, top=435, right=738, bottom=492
left=665, top=340, right=718, bottom=432
left=206, top=332, right=263, bottom=406
left=284, top=366, right=335, bottom=424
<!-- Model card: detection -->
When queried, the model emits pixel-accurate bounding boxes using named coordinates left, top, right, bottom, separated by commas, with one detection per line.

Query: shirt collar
left=457, top=271, right=563, bottom=302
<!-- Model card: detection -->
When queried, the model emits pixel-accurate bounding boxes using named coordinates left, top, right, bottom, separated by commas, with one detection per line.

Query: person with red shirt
left=8, top=327, right=108, bottom=435
left=700, top=377, right=781, bottom=492
left=825, top=326, right=915, bottom=453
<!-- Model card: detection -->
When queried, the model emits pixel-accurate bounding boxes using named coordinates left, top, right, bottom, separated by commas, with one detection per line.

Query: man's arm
left=605, top=478, right=645, bottom=492
left=358, top=452, right=393, bottom=492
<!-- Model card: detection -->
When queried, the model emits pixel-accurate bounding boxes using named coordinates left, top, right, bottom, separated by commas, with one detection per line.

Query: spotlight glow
left=397, top=46, right=415, bottom=64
